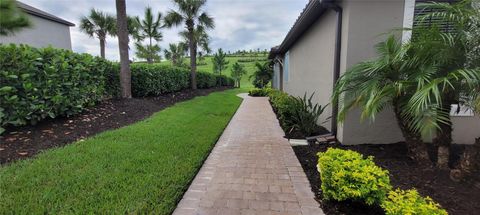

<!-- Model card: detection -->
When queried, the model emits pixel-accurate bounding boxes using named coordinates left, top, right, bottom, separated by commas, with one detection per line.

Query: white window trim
left=450, top=104, right=475, bottom=117
left=402, top=0, right=416, bottom=43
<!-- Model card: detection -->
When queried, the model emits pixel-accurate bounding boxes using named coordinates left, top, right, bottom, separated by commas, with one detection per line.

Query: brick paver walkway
left=173, top=96, right=324, bottom=215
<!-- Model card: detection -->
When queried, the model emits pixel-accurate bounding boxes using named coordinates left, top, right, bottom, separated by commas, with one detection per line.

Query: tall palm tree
left=115, top=0, right=131, bottom=98
left=80, top=9, right=116, bottom=59
left=164, top=42, right=187, bottom=66
left=134, top=7, right=163, bottom=63
left=0, top=0, right=30, bottom=36
left=164, top=0, right=215, bottom=90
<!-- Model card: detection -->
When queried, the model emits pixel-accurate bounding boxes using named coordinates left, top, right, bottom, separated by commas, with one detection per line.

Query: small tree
left=0, top=0, right=30, bottom=36
left=250, top=61, right=273, bottom=88
left=231, top=62, right=246, bottom=88
left=212, top=48, right=229, bottom=75
left=80, top=9, right=116, bottom=59
left=134, top=7, right=163, bottom=64
left=164, top=42, right=187, bottom=66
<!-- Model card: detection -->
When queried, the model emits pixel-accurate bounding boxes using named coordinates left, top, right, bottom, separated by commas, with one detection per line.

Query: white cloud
left=18, top=0, right=307, bottom=60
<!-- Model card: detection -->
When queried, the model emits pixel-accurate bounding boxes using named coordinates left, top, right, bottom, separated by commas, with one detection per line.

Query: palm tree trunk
left=434, top=95, right=455, bottom=169
left=393, top=99, right=431, bottom=164
left=116, top=0, right=132, bottom=98
left=100, top=38, right=106, bottom=59
left=450, top=137, right=480, bottom=181
left=189, top=29, right=197, bottom=90
left=148, top=37, right=153, bottom=64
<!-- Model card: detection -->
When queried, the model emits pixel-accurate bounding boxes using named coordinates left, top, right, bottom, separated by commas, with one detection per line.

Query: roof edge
left=269, top=0, right=332, bottom=58
left=17, top=1, right=75, bottom=27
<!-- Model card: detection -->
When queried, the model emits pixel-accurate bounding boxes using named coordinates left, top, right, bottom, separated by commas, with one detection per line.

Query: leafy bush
left=250, top=62, right=273, bottom=88
left=248, top=88, right=272, bottom=97
left=287, top=93, right=328, bottom=137
left=216, top=74, right=234, bottom=87
left=317, top=148, right=392, bottom=205
left=381, top=189, right=448, bottom=215
left=0, top=44, right=115, bottom=133
left=196, top=71, right=217, bottom=89
left=130, top=64, right=190, bottom=97
left=106, top=66, right=233, bottom=97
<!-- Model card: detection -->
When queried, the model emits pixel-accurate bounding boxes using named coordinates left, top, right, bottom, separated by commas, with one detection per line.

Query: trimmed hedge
left=0, top=44, right=234, bottom=133
left=0, top=44, right=115, bottom=133
left=381, top=189, right=448, bottom=215
left=317, top=148, right=392, bottom=205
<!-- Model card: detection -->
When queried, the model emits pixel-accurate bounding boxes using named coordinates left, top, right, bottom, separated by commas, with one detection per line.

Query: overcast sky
left=19, top=0, right=307, bottom=61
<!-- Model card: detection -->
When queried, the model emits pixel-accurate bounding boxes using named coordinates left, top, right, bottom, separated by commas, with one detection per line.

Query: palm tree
left=249, top=61, right=273, bottom=88
left=134, top=7, right=163, bottom=63
left=115, top=0, right=131, bottom=98
left=231, top=62, right=246, bottom=88
left=333, top=36, right=431, bottom=163
left=404, top=0, right=480, bottom=168
left=0, top=0, right=30, bottom=36
left=164, top=42, right=187, bottom=66
left=80, top=9, right=116, bottom=59
left=164, top=0, right=215, bottom=90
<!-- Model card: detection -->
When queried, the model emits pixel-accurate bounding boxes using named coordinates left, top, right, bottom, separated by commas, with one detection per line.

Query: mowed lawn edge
left=0, top=89, right=244, bottom=214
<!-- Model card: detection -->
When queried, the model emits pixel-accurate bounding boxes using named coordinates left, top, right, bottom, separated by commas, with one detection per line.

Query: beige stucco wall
left=452, top=116, right=480, bottom=144
left=282, top=10, right=337, bottom=130
left=0, top=14, right=72, bottom=50
left=336, top=0, right=406, bottom=145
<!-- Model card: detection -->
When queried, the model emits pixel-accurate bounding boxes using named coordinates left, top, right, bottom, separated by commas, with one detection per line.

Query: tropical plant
left=115, top=0, right=131, bottom=98
left=287, top=93, right=328, bottom=137
left=231, top=62, right=246, bottom=88
left=404, top=0, right=480, bottom=168
left=80, top=9, right=116, bottom=59
left=333, top=35, right=431, bottom=163
left=0, top=0, right=30, bottom=36
left=212, top=48, right=229, bottom=85
left=164, top=0, right=215, bottom=90
left=164, top=42, right=187, bottom=66
left=133, top=7, right=163, bottom=63
left=250, top=61, right=273, bottom=88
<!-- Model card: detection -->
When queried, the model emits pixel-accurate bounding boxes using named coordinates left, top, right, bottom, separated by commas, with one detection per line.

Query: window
left=284, top=51, right=290, bottom=82
left=413, top=0, right=458, bottom=33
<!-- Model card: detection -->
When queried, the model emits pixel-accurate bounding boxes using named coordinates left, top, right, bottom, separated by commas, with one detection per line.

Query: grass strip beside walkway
left=0, top=89, right=243, bottom=214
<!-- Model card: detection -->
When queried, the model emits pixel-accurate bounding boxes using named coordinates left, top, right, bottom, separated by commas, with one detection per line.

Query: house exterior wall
left=452, top=116, right=480, bottom=145
left=0, top=14, right=72, bottom=50
left=337, top=0, right=406, bottom=145
left=281, top=10, right=338, bottom=130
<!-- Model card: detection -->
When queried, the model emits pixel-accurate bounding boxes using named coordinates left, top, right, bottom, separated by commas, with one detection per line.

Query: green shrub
left=317, top=148, right=392, bottom=205
left=130, top=64, right=190, bottom=97
left=286, top=93, right=328, bottom=137
left=381, top=189, right=448, bottom=215
left=216, top=74, right=234, bottom=87
left=196, top=71, right=217, bottom=89
left=0, top=44, right=115, bottom=133
left=248, top=88, right=272, bottom=97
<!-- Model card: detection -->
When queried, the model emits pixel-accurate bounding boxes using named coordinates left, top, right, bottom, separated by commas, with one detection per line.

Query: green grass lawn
left=159, top=54, right=268, bottom=88
left=0, top=89, right=244, bottom=214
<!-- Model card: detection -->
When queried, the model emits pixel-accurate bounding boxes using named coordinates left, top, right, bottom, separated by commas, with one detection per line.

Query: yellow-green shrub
left=248, top=88, right=273, bottom=97
left=381, top=189, right=448, bottom=215
left=317, top=148, right=392, bottom=205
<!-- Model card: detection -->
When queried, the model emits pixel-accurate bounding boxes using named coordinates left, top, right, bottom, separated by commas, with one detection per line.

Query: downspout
left=323, top=0, right=342, bottom=137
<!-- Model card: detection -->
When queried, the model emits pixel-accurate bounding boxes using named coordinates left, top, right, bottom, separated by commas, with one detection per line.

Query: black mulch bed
left=293, top=143, right=480, bottom=215
left=0, top=87, right=231, bottom=165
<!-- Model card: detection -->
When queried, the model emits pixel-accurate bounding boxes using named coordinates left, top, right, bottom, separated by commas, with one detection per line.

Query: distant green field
left=159, top=54, right=269, bottom=88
